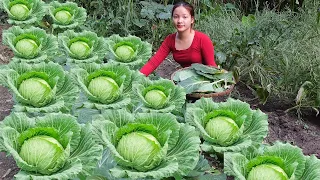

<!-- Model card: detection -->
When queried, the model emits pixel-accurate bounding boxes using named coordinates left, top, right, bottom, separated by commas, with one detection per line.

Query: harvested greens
left=172, top=63, right=236, bottom=94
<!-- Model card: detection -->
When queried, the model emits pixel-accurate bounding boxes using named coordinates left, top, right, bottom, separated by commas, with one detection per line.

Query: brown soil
left=0, top=24, right=19, bottom=180
left=0, top=24, right=319, bottom=179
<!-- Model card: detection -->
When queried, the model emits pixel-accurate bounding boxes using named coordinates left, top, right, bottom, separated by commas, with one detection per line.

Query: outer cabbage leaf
left=300, top=155, right=320, bottom=180
left=0, top=62, right=79, bottom=113
left=58, top=30, right=107, bottom=64
left=48, top=1, right=87, bottom=29
left=124, top=69, right=145, bottom=94
left=132, top=78, right=186, bottom=113
left=0, top=0, right=46, bottom=25
left=166, top=123, right=201, bottom=177
left=91, top=109, right=200, bottom=179
left=184, top=155, right=215, bottom=178
left=89, top=150, right=216, bottom=180
left=263, top=142, right=305, bottom=179
left=71, top=63, right=134, bottom=110
left=2, top=26, right=58, bottom=63
left=224, top=142, right=307, bottom=180
left=0, top=139, right=4, bottom=152
left=0, top=112, right=103, bottom=179
left=106, top=34, right=152, bottom=69
left=185, top=98, right=268, bottom=153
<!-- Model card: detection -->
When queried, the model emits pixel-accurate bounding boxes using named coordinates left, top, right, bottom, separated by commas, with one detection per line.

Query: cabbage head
left=91, top=109, right=201, bottom=179
left=106, top=34, right=152, bottom=69
left=18, top=77, right=53, bottom=107
left=115, top=44, right=135, bottom=62
left=144, top=89, right=167, bottom=107
left=2, top=26, right=58, bottom=63
left=49, top=1, right=87, bottom=29
left=132, top=78, right=186, bottom=113
left=185, top=98, right=268, bottom=153
left=205, top=116, right=240, bottom=146
left=247, top=164, right=289, bottom=180
left=0, top=112, right=103, bottom=179
left=54, top=9, right=72, bottom=24
left=9, top=3, right=30, bottom=20
left=116, top=131, right=162, bottom=171
left=224, top=142, right=320, bottom=180
left=0, top=62, right=79, bottom=113
left=59, top=30, right=107, bottom=63
left=87, top=76, right=120, bottom=103
left=15, top=38, right=39, bottom=58
left=71, top=63, right=135, bottom=110
left=19, top=135, right=66, bottom=174
left=1, top=0, right=46, bottom=25
left=69, top=40, right=91, bottom=58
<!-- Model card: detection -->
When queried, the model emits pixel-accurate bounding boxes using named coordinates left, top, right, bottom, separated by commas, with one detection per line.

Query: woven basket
left=171, top=67, right=235, bottom=99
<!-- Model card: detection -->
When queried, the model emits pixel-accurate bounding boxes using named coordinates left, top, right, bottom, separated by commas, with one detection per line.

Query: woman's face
left=172, top=6, right=194, bottom=33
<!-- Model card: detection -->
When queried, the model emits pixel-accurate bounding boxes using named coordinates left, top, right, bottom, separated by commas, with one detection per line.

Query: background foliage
left=197, top=1, right=320, bottom=115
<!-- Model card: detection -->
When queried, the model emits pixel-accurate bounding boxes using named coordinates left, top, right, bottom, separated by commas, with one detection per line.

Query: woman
left=140, top=1, right=217, bottom=76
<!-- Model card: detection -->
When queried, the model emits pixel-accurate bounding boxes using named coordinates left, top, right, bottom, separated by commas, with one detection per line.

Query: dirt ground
left=0, top=24, right=319, bottom=179
left=0, top=25, right=20, bottom=180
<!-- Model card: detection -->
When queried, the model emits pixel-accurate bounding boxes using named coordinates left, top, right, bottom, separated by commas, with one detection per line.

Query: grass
left=197, top=4, right=320, bottom=114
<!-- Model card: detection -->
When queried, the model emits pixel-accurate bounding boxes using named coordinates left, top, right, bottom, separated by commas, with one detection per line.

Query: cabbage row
left=0, top=0, right=319, bottom=180
left=2, top=25, right=152, bottom=66
left=1, top=0, right=152, bottom=66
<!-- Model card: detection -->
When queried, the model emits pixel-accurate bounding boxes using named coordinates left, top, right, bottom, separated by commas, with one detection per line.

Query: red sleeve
left=140, top=35, right=173, bottom=76
left=200, top=33, right=217, bottom=67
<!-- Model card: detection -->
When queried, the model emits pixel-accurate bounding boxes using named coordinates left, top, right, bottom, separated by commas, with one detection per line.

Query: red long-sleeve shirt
left=140, top=30, right=217, bottom=76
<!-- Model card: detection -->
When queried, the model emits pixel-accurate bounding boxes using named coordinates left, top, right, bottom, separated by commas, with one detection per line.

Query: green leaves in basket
left=178, top=76, right=211, bottom=94
left=172, top=63, right=236, bottom=94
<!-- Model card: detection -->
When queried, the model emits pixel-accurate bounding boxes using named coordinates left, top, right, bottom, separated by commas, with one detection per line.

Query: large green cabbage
left=71, top=63, right=138, bottom=110
left=69, top=40, right=91, bottom=58
left=19, top=135, right=66, bottom=175
left=0, top=62, right=79, bottom=113
left=0, top=0, right=46, bottom=25
left=132, top=78, right=186, bottom=113
left=224, top=142, right=320, bottom=180
left=144, top=89, right=167, bottom=108
left=116, top=131, right=162, bottom=171
left=91, top=109, right=201, bottom=179
left=18, top=77, right=53, bottom=107
left=15, top=38, right=39, bottom=58
left=2, top=26, right=58, bottom=63
left=48, top=1, right=87, bottom=29
left=205, top=116, right=240, bottom=146
left=0, top=112, right=103, bottom=179
left=54, top=9, right=72, bottom=24
left=87, top=76, right=120, bottom=103
left=58, top=30, right=107, bottom=63
left=9, top=3, right=30, bottom=20
left=106, top=34, right=152, bottom=69
left=115, top=45, right=135, bottom=62
left=247, top=164, right=289, bottom=180
left=185, top=98, right=268, bottom=153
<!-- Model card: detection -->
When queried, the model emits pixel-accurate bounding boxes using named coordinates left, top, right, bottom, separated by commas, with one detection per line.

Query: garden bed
left=0, top=24, right=319, bottom=179
left=156, top=57, right=320, bottom=157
